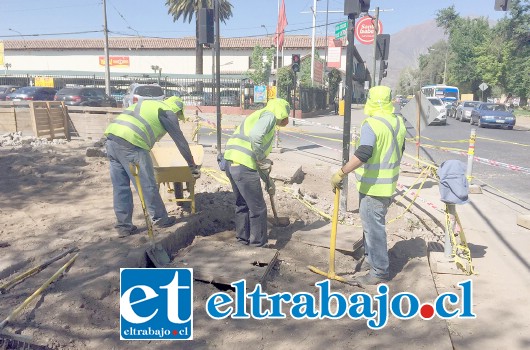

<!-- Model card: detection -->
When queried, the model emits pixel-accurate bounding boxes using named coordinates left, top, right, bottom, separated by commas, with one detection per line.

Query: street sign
left=400, top=93, right=441, bottom=133
left=479, top=83, right=489, bottom=91
left=335, top=21, right=348, bottom=39
left=354, top=16, right=383, bottom=45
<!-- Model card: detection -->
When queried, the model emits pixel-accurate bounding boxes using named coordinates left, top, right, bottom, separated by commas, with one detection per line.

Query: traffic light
left=494, top=0, right=511, bottom=11
left=291, top=54, right=301, bottom=73
left=198, top=8, right=214, bottom=44
left=375, top=34, right=390, bottom=61
left=379, top=60, right=388, bottom=79
left=344, top=0, right=371, bottom=16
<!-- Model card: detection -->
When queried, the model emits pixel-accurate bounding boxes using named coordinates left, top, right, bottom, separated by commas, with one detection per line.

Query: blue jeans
left=359, top=193, right=391, bottom=279
left=106, top=138, right=169, bottom=230
left=225, top=163, right=268, bottom=247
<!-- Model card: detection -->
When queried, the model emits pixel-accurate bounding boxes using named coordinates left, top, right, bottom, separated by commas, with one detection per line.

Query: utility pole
left=341, top=11, right=356, bottom=211
left=215, top=0, right=222, bottom=154
left=310, top=0, right=317, bottom=86
left=102, top=0, right=111, bottom=96
left=371, top=7, right=379, bottom=87
left=323, top=0, right=329, bottom=76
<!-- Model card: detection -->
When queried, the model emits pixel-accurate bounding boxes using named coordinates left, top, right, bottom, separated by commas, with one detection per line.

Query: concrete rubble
left=1, top=132, right=67, bottom=148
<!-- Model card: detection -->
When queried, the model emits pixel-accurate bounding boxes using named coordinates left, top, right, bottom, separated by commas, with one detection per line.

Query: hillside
left=355, top=20, right=446, bottom=90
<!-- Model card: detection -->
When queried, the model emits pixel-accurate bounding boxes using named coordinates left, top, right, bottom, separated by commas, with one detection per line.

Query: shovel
left=129, top=163, right=171, bottom=268
left=264, top=170, right=290, bottom=227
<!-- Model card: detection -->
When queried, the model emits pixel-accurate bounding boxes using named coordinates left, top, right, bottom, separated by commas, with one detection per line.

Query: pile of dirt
left=0, top=139, right=442, bottom=349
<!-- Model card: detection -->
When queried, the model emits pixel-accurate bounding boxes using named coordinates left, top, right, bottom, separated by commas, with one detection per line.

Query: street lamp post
left=428, top=47, right=449, bottom=84
left=8, top=28, right=26, bottom=49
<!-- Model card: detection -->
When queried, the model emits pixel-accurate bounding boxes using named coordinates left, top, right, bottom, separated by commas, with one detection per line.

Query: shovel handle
left=129, top=163, right=155, bottom=242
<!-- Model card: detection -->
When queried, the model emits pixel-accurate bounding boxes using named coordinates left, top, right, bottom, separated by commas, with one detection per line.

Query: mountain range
left=354, top=20, right=446, bottom=90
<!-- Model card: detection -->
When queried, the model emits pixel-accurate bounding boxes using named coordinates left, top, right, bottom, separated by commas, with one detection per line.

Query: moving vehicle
left=470, top=103, right=516, bottom=129
left=54, top=86, right=117, bottom=107
left=421, top=84, right=460, bottom=106
left=122, top=83, right=165, bottom=108
left=5, top=86, right=57, bottom=101
left=426, top=97, right=447, bottom=125
left=455, top=101, right=481, bottom=122
left=0, top=85, right=19, bottom=101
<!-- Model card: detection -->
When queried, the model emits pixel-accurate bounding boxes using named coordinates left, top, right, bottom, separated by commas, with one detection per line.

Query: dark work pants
left=225, top=162, right=268, bottom=247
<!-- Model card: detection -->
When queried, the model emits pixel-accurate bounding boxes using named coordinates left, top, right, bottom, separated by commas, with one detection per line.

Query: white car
left=427, top=97, right=447, bottom=125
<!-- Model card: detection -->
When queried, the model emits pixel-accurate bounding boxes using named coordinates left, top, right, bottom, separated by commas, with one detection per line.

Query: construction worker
left=331, top=86, right=406, bottom=285
left=105, top=96, right=200, bottom=237
left=223, top=98, right=291, bottom=247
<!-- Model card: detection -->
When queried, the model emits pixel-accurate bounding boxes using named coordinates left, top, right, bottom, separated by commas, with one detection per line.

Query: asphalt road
left=199, top=108, right=530, bottom=209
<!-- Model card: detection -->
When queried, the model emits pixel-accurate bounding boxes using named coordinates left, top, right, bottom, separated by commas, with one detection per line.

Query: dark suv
left=54, top=87, right=117, bottom=107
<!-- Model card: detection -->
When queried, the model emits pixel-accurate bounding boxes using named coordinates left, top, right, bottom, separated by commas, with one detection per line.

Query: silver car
left=122, top=83, right=165, bottom=108
left=456, top=101, right=481, bottom=122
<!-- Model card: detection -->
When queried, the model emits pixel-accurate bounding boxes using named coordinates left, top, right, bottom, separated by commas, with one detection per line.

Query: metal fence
left=1, top=73, right=330, bottom=112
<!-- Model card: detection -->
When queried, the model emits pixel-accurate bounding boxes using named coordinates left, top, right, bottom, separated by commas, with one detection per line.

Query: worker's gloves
left=257, top=159, right=273, bottom=172
left=331, top=168, right=346, bottom=192
left=190, top=165, right=201, bottom=180
left=266, top=180, right=276, bottom=196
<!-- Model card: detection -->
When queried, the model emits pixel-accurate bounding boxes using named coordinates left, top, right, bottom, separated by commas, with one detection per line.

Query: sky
left=0, top=0, right=509, bottom=41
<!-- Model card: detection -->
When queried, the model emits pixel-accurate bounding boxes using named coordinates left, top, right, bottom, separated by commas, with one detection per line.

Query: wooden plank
left=173, top=237, right=278, bottom=289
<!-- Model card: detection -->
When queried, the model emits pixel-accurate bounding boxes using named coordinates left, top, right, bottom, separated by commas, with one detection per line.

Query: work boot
left=352, top=273, right=389, bottom=286
left=155, top=216, right=177, bottom=228
left=116, top=225, right=138, bottom=238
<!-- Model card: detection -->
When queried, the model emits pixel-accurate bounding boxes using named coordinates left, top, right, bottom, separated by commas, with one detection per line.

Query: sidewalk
left=295, top=110, right=530, bottom=349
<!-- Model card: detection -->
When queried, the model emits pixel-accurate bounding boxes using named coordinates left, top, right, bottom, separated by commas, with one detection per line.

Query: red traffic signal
left=292, top=54, right=301, bottom=72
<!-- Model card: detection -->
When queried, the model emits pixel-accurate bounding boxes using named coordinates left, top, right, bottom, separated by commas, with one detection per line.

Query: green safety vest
left=104, top=100, right=175, bottom=150
left=224, top=110, right=275, bottom=170
left=355, top=114, right=406, bottom=197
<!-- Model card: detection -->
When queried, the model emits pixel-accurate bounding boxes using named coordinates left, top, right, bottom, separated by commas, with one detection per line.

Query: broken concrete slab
left=85, top=147, right=107, bottom=157
left=172, top=233, right=278, bottom=289
left=272, top=165, right=304, bottom=184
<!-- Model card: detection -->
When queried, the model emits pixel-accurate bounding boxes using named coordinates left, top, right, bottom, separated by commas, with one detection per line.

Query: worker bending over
left=223, top=98, right=291, bottom=247
left=105, top=96, right=200, bottom=237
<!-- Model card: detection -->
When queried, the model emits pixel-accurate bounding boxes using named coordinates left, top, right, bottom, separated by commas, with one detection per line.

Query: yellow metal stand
left=445, top=204, right=475, bottom=275
left=308, top=189, right=348, bottom=283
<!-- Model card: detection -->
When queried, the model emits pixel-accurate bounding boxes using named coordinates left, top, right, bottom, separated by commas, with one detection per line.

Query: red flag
left=274, top=0, right=288, bottom=50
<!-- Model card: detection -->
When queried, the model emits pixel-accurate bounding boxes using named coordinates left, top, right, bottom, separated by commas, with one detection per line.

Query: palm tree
left=166, top=0, right=234, bottom=75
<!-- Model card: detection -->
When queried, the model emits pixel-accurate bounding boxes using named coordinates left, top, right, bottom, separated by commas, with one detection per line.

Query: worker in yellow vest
left=223, top=98, right=291, bottom=247
left=331, top=86, right=406, bottom=285
left=105, top=96, right=200, bottom=237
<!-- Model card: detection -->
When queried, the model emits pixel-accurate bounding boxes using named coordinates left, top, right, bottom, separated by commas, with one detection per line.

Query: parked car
left=426, top=97, right=447, bottom=125
left=54, top=86, right=117, bottom=107
left=455, top=101, right=481, bottom=122
left=0, top=85, right=20, bottom=101
left=182, top=91, right=213, bottom=106
left=122, top=83, right=165, bottom=108
left=470, top=103, right=516, bottom=129
left=5, top=86, right=57, bottom=101
left=220, top=90, right=240, bottom=106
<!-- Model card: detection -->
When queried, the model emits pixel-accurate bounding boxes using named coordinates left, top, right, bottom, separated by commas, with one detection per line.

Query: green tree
left=277, top=66, right=295, bottom=101
left=166, top=0, right=233, bottom=75
left=246, top=45, right=274, bottom=85
left=327, top=68, right=342, bottom=102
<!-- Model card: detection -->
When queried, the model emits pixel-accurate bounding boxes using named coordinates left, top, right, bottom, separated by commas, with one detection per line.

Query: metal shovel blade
left=146, top=244, right=171, bottom=268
